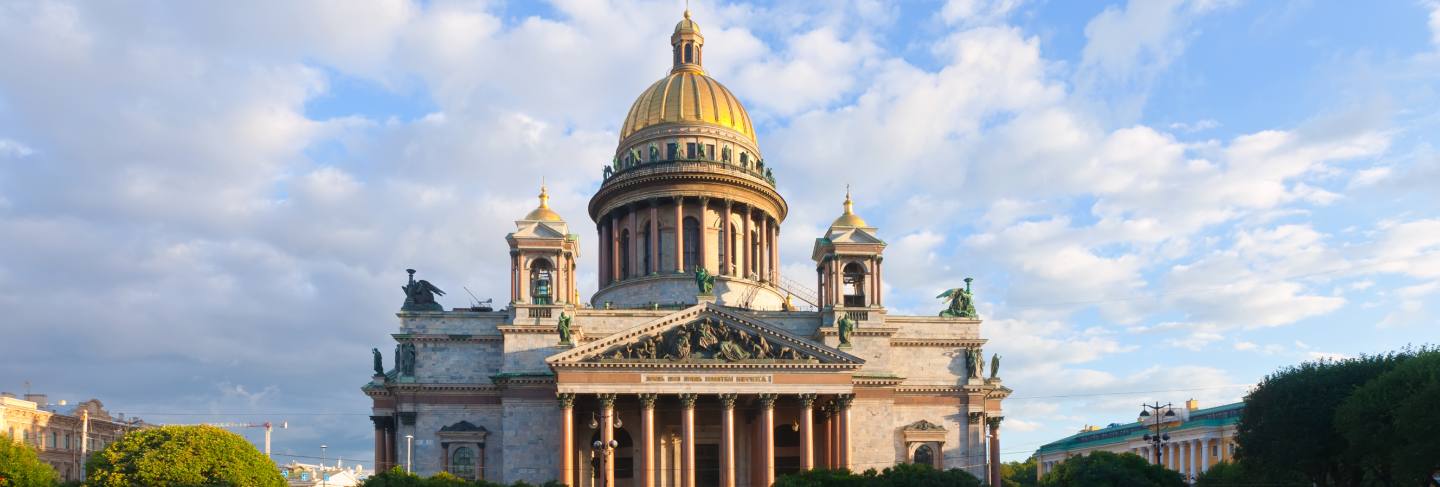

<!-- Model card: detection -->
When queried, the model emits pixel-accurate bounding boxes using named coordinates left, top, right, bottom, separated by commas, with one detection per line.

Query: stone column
left=558, top=394, right=575, bottom=486
left=1199, top=438, right=1209, bottom=475
left=650, top=204, right=659, bottom=276
left=987, top=418, right=1003, bottom=487
left=771, top=220, right=780, bottom=282
left=640, top=394, right=657, bottom=487
left=821, top=407, right=834, bottom=468
left=600, top=394, right=616, bottom=487
left=673, top=197, right=685, bottom=273
left=628, top=206, right=638, bottom=279
left=798, top=394, right=816, bottom=471
left=719, top=394, right=737, bottom=487
left=698, top=197, right=709, bottom=272
left=610, top=215, right=621, bottom=283
left=371, top=416, right=389, bottom=472
left=741, top=205, right=751, bottom=278
left=761, top=217, right=770, bottom=281
left=1184, top=441, right=1192, bottom=480
left=759, top=394, right=777, bottom=486
left=836, top=395, right=853, bottom=470
left=680, top=394, right=697, bottom=487
left=721, top=199, right=732, bottom=275
left=875, top=258, right=882, bottom=306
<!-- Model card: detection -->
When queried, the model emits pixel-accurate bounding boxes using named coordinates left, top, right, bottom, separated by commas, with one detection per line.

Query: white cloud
left=0, top=138, right=34, bottom=158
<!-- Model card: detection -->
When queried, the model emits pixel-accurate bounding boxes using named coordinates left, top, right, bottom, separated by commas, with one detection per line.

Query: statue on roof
left=990, top=353, right=1002, bottom=380
left=557, top=312, right=573, bottom=345
left=372, top=348, right=384, bottom=376
left=836, top=312, right=855, bottom=348
left=937, top=277, right=978, bottom=318
left=694, top=267, right=715, bottom=295
left=968, top=348, right=984, bottom=379
left=401, top=269, right=446, bottom=312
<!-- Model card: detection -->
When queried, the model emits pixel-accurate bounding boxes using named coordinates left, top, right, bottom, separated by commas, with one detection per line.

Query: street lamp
left=1139, top=402, right=1176, bottom=466
left=319, top=444, right=328, bottom=487
left=590, top=439, right=619, bottom=487
left=404, top=435, right=414, bottom=474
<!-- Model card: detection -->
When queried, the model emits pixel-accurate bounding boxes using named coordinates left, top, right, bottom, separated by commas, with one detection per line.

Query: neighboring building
left=0, top=392, right=145, bottom=481
left=362, top=9, right=1011, bottom=487
left=1034, top=400, right=1242, bottom=483
left=280, top=461, right=365, bottom=487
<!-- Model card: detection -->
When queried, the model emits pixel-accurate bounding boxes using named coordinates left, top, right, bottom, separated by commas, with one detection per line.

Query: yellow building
left=1034, top=400, right=1241, bottom=483
left=0, top=392, right=143, bottom=481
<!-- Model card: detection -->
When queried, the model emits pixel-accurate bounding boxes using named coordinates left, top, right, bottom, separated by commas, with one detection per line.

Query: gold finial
left=538, top=184, right=550, bottom=209
left=684, top=0, right=691, bottom=18
left=843, top=184, right=854, bottom=215
left=831, top=184, right=868, bottom=228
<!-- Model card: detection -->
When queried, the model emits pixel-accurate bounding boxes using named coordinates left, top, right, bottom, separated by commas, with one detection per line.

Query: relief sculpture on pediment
left=589, top=317, right=816, bottom=363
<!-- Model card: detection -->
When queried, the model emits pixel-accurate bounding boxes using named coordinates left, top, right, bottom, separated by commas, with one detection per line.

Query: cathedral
left=363, top=11, right=1010, bottom=487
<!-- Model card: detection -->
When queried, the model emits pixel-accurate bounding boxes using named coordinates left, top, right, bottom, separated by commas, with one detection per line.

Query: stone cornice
left=392, top=333, right=504, bottom=343
left=889, top=338, right=986, bottom=348
left=816, top=327, right=898, bottom=338
left=497, top=325, right=569, bottom=335
left=590, top=164, right=787, bottom=220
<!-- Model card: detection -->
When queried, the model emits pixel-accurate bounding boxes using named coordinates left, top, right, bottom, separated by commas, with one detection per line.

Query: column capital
left=678, top=393, right=698, bottom=409
left=673, top=195, right=685, bottom=204
left=798, top=393, right=817, bottom=408
left=639, top=393, right=658, bottom=409
left=597, top=393, right=617, bottom=409
left=757, top=393, right=778, bottom=408
left=717, top=393, right=737, bottom=409
left=834, top=394, right=854, bottom=409
left=557, top=393, right=576, bottom=409
left=987, top=416, right=1004, bottom=429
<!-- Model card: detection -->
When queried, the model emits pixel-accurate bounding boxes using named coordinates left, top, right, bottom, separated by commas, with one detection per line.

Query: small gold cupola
left=524, top=184, right=565, bottom=222
left=671, top=9, right=705, bottom=74
left=830, top=187, right=869, bottom=228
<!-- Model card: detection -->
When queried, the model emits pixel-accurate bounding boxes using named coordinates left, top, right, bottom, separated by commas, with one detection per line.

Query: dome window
left=667, top=143, right=679, bottom=161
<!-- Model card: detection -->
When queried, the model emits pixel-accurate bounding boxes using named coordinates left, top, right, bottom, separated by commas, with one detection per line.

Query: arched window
left=452, top=447, right=475, bottom=479
left=620, top=229, right=631, bottom=279
left=728, top=223, right=739, bottom=275
left=684, top=43, right=693, bottom=63
left=640, top=220, right=652, bottom=275
left=842, top=262, right=866, bottom=307
left=913, top=444, right=934, bottom=466
left=683, top=217, right=700, bottom=272
left=750, top=229, right=761, bottom=278
left=530, top=259, right=553, bottom=305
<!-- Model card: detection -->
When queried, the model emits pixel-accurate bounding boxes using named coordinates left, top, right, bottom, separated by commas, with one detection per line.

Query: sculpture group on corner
left=937, top=277, right=978, bottom=318
left=590, top=317, right=808, bottom=363
left=401, top=268, right=446, bottom=312
left=694, top=267, right=715, bottom=295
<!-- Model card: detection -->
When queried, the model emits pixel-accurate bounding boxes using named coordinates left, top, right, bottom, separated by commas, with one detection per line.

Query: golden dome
left=524, top=185, right=564, bottom=222
left=618, top=11, right=757, bottom=146
left=830, top=188, right=868, bottom=228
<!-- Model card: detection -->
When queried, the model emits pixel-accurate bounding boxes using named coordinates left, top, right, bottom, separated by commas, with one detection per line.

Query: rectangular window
left=50, top=431, right=57, bottom=448
left=666, top=143, right=678, bottom=160
left=686, top=143, right=696, bottom=159
left=706, top=144, right=715, bottom=160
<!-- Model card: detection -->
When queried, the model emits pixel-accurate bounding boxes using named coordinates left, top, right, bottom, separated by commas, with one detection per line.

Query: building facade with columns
left=363, top=10, right=1010, bottom=487
left=1034, top=400, right=1242, bottom=483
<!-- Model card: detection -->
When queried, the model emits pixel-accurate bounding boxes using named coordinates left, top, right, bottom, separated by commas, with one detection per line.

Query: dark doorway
left=695, top=443, right=720, bottom=487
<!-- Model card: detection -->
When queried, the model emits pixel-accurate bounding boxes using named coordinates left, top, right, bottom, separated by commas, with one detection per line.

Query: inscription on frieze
left=642, top=374, right=774, bottom=384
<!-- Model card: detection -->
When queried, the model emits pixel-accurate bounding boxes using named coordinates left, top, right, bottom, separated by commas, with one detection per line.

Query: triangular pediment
left=511, top=221, right=567, bottom=239
left=547, top=303, right=863, bottom=367
left=828, top=227, right=883, bottom=244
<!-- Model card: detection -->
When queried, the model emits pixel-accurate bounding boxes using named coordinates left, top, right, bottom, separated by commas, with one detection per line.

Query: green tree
left=359, top=467, right=565, bottom=487
left=1000, top=457, right=1038, bottom=487
left=0, top=434, right=59, bottom=487
left=775, top=464, right=982, bottom=487
left=1236, top=352, right=1410, bottom=486
left=84, top=425, right=284, bottom=487
left=1038, top=451, right=1183, bottom=487
left=1193, top=461, right=1305, bottom=487
left=1334, top=348, right=1440, bottom=486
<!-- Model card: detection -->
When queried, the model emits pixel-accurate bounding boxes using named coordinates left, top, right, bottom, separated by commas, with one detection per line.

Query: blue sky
left=2, top=0, right=1439, bottom=470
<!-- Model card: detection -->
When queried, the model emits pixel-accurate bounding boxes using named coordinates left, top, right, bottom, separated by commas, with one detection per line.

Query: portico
left=548, top=304, right=863, bottom=487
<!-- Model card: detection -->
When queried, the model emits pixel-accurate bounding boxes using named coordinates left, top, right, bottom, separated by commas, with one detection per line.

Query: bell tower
left=813, top=189, right=886, bottom=312
left=507, top=185, right=579, bottom=307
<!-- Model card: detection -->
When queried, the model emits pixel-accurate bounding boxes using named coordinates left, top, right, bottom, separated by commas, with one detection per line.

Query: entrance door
left=695, top=444, right=720, bottom=487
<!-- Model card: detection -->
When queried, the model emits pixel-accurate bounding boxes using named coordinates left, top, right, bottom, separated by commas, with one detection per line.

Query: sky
left=2, top=0, right=1439, bottom=471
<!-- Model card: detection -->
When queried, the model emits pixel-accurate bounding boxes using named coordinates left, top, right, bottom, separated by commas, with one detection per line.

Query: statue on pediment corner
left=401, top=269, right=445, bottom=312
left=937, top=277, right=978, bottom=318
left=837, top=313, right=855, bottom=347
left=372, top=348, right=384, bottom=376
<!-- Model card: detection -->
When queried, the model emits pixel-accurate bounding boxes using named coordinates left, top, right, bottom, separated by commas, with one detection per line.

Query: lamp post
left=319, top=444, right=328, bottom=487
left=1139, top=402, right=1176, bottom=466
left=590, top=439, right=619, bottom=487
left=404, top=435, right=414, bottom=474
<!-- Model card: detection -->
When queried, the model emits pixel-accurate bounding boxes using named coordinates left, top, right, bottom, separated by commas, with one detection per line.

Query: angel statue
left=694, top=267, right=716, bottom=295
left=990, top=353, right=1001, bottom=380
left=401, top=269, right=446, bottom=311
left=937, top=277, right=978, bottom=318
left=372, top=348, right=384, bottom=376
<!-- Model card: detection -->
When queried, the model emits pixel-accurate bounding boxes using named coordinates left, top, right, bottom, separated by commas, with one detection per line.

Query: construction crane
left=165, top=421, right=287, bottom=457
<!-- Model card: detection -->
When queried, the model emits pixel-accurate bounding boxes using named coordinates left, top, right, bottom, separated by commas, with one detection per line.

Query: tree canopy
left=359, top=466, right=564, bottom=487
left=774, top=463, right=982, bottom=487
left=0, top=434, right=59, bottom=487
left=1000, top=457, right=1037, bottom=487
left=1235, top=349, right=1422, bottom=486
left=1037, top=451, right=1183, bottom=487
left=84, top=425, right=284, bottom=487
left=1333, top=348, right=1440, bottom=485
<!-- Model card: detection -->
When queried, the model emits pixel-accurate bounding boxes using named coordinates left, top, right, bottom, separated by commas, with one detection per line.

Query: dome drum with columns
left=590, top=10, right=789, bottom=310
left=364, top=11, right=1010, bottom=487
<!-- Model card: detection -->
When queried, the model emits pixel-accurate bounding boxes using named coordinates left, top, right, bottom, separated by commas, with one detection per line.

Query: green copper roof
left=1036, top=401, right=1244, bottom=455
